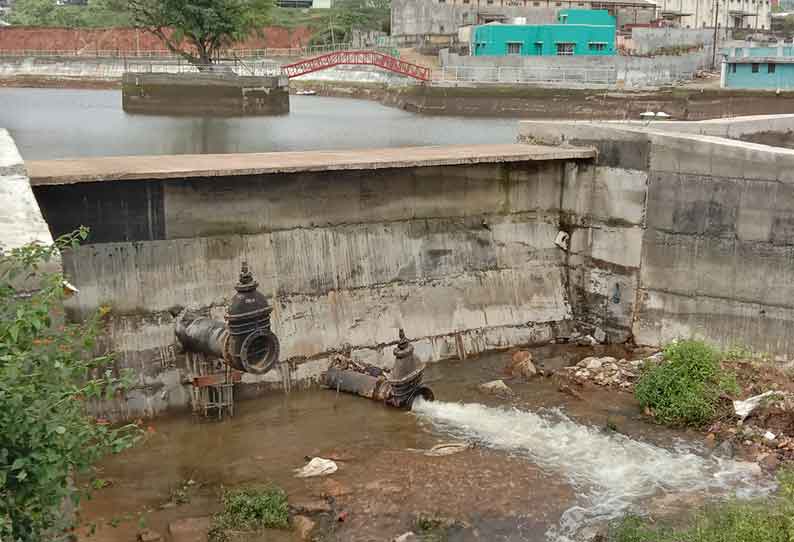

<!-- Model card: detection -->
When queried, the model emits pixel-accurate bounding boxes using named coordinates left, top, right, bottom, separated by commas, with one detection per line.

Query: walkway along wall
left=520, top=119, right=794, bottom=357
left=24, top=145, right=594, bottom=419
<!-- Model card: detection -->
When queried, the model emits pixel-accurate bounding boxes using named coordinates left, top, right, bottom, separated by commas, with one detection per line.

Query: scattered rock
left=760, top=453, right=780, bottom=471
left=558, top=383, right=584, bottom=400
left=394, top=533, right=418, bottom=542
left=559, top=357, right=640, bottom=391
left=290, top=499, right=333, bottom=514
left=293, top=515, right=316, bottom=541
left=715, top=440, right=735, bottom=459
left=137, top=529, right=162, bottom=542
left=168, top=517, right=212, bottom=542
left=576, top=335, right=597, bottom=346
left=319, top=478, right=351, bottom=498
left=506, top=351, right=538, bottom=380
left=705, top=433, right=717, bottom=448
left=478, top=380, right=513, bottom=397
left=593, top=327, right=606, bottom=344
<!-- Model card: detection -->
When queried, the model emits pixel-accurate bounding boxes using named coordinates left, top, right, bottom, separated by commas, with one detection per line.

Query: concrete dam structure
left=121, top=72, right=290, bottom=116
left=4, top=117, right=794, bottom=419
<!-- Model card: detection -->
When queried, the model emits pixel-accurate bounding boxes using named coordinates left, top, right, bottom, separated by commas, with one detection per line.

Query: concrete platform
left=26, top=144, right=596, bottom=185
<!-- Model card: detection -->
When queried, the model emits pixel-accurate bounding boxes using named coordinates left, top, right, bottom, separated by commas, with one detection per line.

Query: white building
left=657, top=0, right=771, bottom=30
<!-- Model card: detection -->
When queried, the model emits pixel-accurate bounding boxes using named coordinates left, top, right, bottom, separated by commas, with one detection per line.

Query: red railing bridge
left=282, top=50, right=431, bottom=82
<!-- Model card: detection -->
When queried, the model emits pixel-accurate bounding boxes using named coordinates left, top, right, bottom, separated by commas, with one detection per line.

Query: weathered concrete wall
left=122, top=73, right=290, bottom=116
left=28, top=145, right=593, bottom=418
left=628, top=28, right=714, bottom=56
left=520, top=117, right=794, bottom=357
left=0, top=57, right=282, bottom=81
left=385, top=84, right=794, bottom=120
left=441, top=50, right=710, bottom=87
left=0, top=129, right=60, bottom=287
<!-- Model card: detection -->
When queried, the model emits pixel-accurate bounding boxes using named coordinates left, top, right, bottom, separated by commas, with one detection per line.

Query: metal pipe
left=323, top=330, right=434, bottom=409
left=174, top=261, right=280, bottom=375
left=175, top=313, right=226, bottom=359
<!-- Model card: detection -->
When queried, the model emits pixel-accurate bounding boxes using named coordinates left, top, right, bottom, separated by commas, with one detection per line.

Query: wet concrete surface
left=75, top=345, right=753, bottom=542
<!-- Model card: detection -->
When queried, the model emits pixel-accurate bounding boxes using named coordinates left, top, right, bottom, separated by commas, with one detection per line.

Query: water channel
left=3, top=88, right=774, bottom=541
left=78, top=347, right=770, bottom=542
left=0, top=88, right=518, bottom=160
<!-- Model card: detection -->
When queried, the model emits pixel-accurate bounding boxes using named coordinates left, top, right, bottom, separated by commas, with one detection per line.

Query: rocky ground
left=527, top=348, right=794, bottom=472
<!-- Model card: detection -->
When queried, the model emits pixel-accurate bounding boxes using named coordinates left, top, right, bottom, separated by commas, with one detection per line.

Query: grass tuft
left=208, top=485, right=290, bottom=542
left=608, top=468, right=794, bottom=542
left=635, top=340, right=738, bottom=427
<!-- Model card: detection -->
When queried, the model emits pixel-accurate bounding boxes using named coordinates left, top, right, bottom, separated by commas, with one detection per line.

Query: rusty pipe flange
left=238, top=329, right=280, bottom=374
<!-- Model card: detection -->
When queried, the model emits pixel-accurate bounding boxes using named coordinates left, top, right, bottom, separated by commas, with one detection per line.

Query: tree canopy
left=7, top=0, right=131, bottom=27
left=128, top=0, right=273, bottom=67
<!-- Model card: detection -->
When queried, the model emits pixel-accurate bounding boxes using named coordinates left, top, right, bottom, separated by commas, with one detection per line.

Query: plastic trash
left=294, top=457, right=338, bottom=478
left=733, top=391, right=781, bottom=420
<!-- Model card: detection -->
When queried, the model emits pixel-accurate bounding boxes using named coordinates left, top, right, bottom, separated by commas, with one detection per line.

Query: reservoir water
left=0, top=87, right=518, bottom=160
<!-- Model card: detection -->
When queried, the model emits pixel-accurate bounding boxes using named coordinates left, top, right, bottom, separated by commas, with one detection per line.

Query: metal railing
left=124, top=58, right=283, bottom=77
left=432, top=65, right=618, bottom=86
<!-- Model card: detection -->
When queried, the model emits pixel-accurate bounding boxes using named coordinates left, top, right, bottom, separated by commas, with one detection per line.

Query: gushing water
left=412, top=400, right=772, bottom=541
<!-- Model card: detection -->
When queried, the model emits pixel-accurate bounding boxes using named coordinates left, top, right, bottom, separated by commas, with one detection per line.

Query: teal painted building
left=472, top=9, right=616, bottom=57
left=723, top=46, right=794, bottom=90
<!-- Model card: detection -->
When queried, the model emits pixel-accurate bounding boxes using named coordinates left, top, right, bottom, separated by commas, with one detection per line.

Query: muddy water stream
left=80, top=346, right=772, bottom=542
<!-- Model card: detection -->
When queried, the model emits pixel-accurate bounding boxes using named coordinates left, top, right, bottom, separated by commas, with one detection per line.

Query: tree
left=309, top=0, right=390, bottom=46
left=0, top=229, right=139, bottom=542
left=7, top=0, right=131, bottom=27
left=128, top=0, right=273, bottom=68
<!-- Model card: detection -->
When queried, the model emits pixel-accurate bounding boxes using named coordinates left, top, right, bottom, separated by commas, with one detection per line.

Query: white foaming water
left=412, top=400, right=772, bottom=541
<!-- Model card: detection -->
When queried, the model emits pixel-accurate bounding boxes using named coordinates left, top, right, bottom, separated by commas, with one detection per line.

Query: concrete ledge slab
left=26, top=144, right=596, bottom=186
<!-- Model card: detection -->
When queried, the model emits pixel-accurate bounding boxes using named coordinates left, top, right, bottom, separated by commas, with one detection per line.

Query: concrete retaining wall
left=25, top=146, right=596, bottom=418
left=519, top=117, right=794, bottom=357
left=0, top=130, right=60, bottom=291
left=628, top=28, right=714, bottom=55
left=121, top=72, right=290, bottom=116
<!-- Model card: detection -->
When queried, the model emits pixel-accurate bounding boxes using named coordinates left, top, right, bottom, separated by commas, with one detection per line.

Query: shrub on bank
left=608, top=469, right=794, bottom=542
left=635, top=340, right=738, bottom=427
left=208, top=485, right=290, bottom=542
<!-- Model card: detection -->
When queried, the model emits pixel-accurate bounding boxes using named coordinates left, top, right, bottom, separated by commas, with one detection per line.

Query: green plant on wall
left=0, top=228, right=140, bottom=542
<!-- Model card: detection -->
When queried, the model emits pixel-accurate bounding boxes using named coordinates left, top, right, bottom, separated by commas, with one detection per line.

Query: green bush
left=209, top=486, right=290, bottom=542
left=635, top=340, right=737, bottom=427
left=0, top=229, right=139, bottom=541
left=608, top=469, right=794, bottom=542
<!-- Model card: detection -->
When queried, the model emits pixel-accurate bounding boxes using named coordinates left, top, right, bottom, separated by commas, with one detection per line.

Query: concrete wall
left=28, top=150, right=594, bottom=418
left=441, top=49, right=711, bottom=87
left=0, top=129, right=60, bottom=288
left=0, top=56, right=283, bottom=80
left=121, top=72, right=290, bottom=116
left=628, top=28, right=714, bottom=55
left=519, top=117, right=794, bottom=357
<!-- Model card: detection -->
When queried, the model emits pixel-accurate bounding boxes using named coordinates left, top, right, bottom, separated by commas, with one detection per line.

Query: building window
left=534, top=1, right=540, bottom=4
left=752, top=63, right=759, bottom=73
left=769, top=63, right=776, bottom=73
left=730, top=63, right=737, bottom=73
left=507, top=42, right=523, bottom=55
left=589, top=42, right=606, bottom=51
left=535, top=41, right=543, bottom=55
left=555, top=1, right=561, bottom=5
left=556, top=42, right=575, bottom=55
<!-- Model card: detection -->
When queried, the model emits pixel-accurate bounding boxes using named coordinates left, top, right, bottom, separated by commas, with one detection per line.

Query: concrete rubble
left=554, top=355, right=659, bottom=392
left=479, top=380, right=513, bottom=397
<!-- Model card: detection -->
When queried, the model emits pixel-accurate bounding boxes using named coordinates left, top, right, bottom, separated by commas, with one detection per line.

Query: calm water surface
left=0, top=87, right=518, bottom=160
